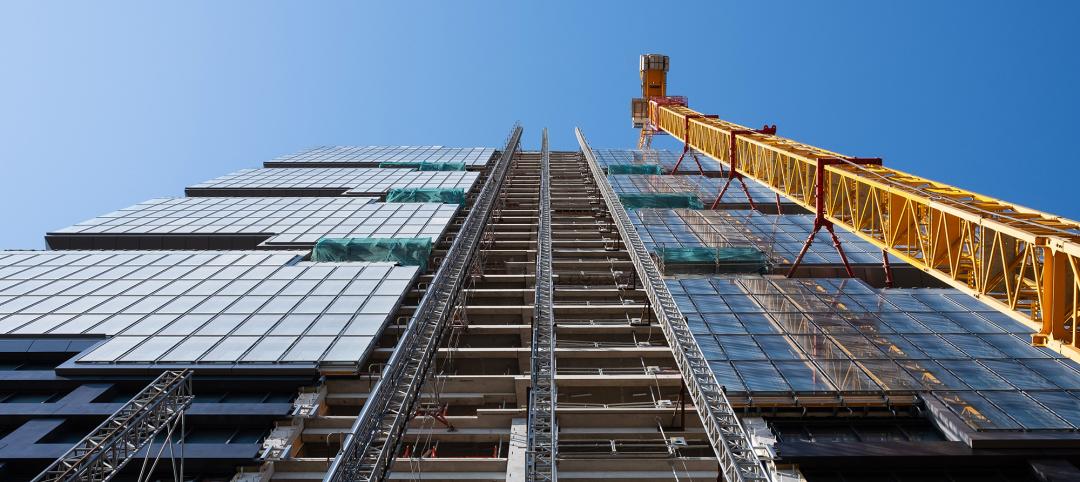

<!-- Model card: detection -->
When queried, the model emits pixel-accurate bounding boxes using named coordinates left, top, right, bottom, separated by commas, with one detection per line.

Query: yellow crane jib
left=632, top=54, right=1080, bottom=360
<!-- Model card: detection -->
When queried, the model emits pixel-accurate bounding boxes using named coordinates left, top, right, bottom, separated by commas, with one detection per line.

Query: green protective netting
left=607, top=164, right=664, bottom=175
left=378, top=161, right=466, bottom=171
left=386, top=187, right=466, bottom=204
left=417, top=161, right=466, bottom=171
left=657, top=246, right=767, bottom=272
left=617, top=193, right=704, bottom=209
left=312, top=237, right=433, bottom=270
left=378, top=161, right=422, bottom=169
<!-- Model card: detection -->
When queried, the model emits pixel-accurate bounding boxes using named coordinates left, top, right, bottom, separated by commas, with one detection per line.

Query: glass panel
left=242, top=336, right=297, bottom=362
left=938, top=361, right=1012, bottom=390
left=935, top=391, right=1021, bottom=430
left=344, top=315, right=387, bottom=336
left=1026, top=391, right=1080, bottom=428
left=307, top=314, right=351, bottom=336
left=708, top=361, right=746, bottom=392
left=733, top=361, right=790, bottom=392
left=323, top=336, right=374, bottom=363
left=979, top=391, right=1071, bottom=430
left=161, top=336, right=222, bottom=362
left=701, top=313, right=744, bottom=335
left=775, top=360, right=834, bottom=392
left=194, top=315, right=243, bottom=336
left=856, top=360, right=923, bottom=391
left=948, top=335, right=1005, bottom=358
left=736, top=313, right=782, bottom=334
left=754, top=336, right=804, bottom=360
left=120, top=336, right=183, bottom=362
left=903, top=334, right=966, bottom=359
left=270, top=314, right=317, bottom=336
left=326, top=296, right=368, bottom=314
left=79, top=337, right=142, bottom=362
left=1019, top=360, right=1080, bottom=389
left=831, top=335, right=887, bottom=359
left=816, top=359, right=879, bottom=391
left=360, top=296, right=399, bottom=314
left=897, top=360, right=969, bottom=390
left=878, top=312, right=929, bottom=333
left=863, top=333, right=926, bottom=359
left=981, top=334, right=1051, bottom=358
left=696, top=336, right=724, bottom=360
left=979, top=360, right=1057, bottom=389
left=715, top=336, right=766, bottom=360
left=201, top=336, right=258, bottom=362
left=280, top=336, right=334, bottom=362
left=791, top=334, right=846, bottom=360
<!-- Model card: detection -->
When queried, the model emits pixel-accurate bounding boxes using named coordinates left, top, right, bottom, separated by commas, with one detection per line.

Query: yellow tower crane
left=633, top=53, right=1080, bottom=360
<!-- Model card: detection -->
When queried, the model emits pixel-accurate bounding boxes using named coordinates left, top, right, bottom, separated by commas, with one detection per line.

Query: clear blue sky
left=1, top=1, right=1077, bottom=248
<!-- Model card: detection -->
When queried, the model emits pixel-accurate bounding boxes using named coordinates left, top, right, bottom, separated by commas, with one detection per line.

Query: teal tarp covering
left=607, top=164, right=663, bottom=175
left=378, top=161, right=467, bottom=171
left=618, top=193, right=703, bottom=209
left=312, top=237, right=433, bottom=270
left=379, top=161, right=422, bottom=169
left=657, top=246, right=767, bottom=273
left=418, top=161, right=466, bottom=171
left=386, top=187, right=466, bottom=204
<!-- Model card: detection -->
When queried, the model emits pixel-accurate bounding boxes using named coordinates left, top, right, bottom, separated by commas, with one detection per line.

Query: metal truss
left=325, top=124, right=523, bottom=482
left=576, top=128, right=771, bottom=482
left=33, top=369, right=193, bottom=482
left=526, top=128, right=557, bottom=481
left=649, top=100, right=1080, bottom=357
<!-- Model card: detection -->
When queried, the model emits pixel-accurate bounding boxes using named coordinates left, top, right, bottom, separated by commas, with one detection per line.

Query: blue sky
left=1, top=1, right=1077, bottom=248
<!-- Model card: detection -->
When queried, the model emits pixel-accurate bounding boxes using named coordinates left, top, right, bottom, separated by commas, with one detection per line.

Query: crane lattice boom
left=635, top=54, right=1079, bottom=359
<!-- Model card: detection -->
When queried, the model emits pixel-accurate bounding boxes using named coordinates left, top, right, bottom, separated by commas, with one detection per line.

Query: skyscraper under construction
left=0, top=55, right=1078, bottom=482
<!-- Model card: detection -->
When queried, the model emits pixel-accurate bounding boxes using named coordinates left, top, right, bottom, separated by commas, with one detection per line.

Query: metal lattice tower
left=32, top=369, right=193, bottom=482
left=576, top=128, right=772, bottom=482
left=325, top=125, right=522, bottom=482
left=526, top=128, right=557, bottom=481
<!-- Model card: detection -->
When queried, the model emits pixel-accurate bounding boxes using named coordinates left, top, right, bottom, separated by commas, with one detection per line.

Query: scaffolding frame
left=32, top=369, right=193, bottom=482
left=576, top=127, right=772, bottom=482
left=526, top=129, right=557, bottom=481
left=325, top=124, right=522, bottom=482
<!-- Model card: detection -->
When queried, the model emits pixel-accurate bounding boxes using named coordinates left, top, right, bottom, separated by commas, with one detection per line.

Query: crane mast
left=633, top=54, right=1080, bottom=360
left=32, top=370, right=193, bottom=482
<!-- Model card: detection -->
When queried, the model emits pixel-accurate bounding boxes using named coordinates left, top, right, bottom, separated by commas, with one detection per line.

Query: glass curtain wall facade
left=602, top=147, right=1080, bottom=481
left=0, top=146, right=494, bottom=480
